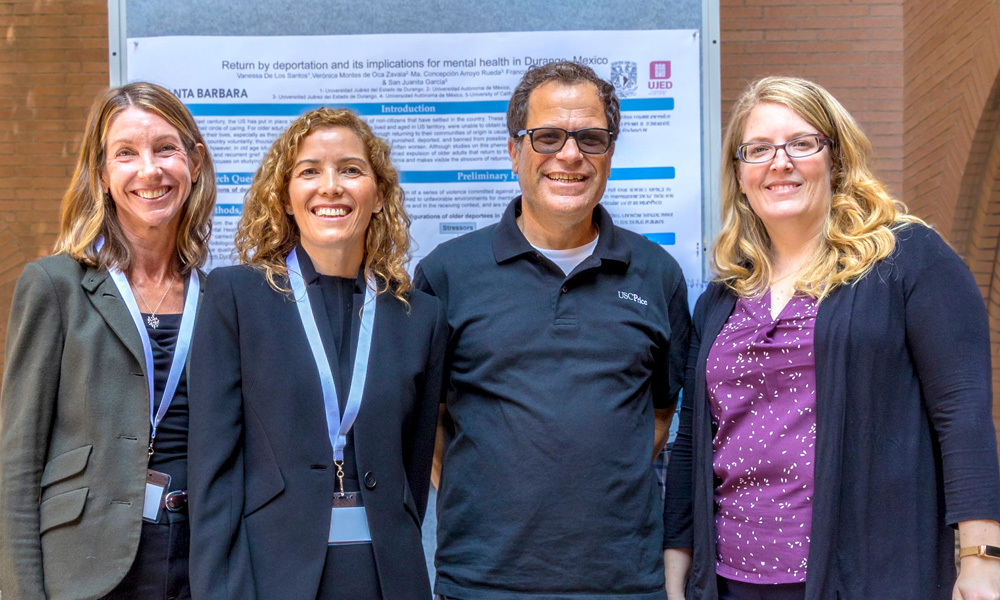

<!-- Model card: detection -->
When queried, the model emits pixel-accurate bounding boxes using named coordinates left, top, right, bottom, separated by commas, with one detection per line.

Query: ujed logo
left=648, top=60, right=674, bottom=91
left=610, top=61, right=638, bottom=98
left=649, top=61, right=671, bottom=80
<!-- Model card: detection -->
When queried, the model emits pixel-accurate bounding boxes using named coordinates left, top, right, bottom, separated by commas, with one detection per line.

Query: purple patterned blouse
left=706, top=291, right=818, bottom=583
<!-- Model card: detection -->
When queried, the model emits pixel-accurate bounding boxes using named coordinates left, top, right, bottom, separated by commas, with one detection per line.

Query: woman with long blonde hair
left=663, top=77, right=1000, bottom=600
left=188, top=107, right=445, bottom=600
left=0, top=82, right=215, bottom=600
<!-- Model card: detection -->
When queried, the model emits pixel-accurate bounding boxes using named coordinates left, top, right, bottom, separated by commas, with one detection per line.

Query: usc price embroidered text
left=618, top=291, right=648, bottom=306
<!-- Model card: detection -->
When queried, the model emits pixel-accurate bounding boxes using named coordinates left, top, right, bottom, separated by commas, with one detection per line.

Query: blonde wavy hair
left=235, top=107, right=411, bottom=301
left=54, top=82, right=215, bottom=275
left=715, top=76, right=923, bottom=300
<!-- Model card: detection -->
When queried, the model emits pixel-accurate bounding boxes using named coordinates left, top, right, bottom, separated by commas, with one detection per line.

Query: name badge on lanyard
left=286, top=249, right=376, bottom=545
left=100, top=239, right=200, bottom=523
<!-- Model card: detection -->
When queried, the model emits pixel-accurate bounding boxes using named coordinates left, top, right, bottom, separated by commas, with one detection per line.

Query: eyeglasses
left=736, top=133, right=833, bottom=164
left=516, top=127, right=615, bottom=155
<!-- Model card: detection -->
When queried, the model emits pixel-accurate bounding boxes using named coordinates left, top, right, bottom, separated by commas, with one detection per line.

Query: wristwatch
left=959, top=545, right=1000, bottom=560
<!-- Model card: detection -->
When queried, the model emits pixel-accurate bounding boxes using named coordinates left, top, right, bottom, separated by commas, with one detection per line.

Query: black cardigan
left=664, top=224, right=1000, bottom=599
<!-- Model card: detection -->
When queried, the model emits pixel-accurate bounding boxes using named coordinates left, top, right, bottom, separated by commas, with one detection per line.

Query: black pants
left=718, top=577, right=807, bottom=600
left=102, top=516, right=190, bottom=600
left=317, top=542, right=383, bottom=599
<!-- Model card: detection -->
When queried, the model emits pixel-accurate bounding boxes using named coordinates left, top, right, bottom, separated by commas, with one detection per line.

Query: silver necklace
left=133, top=280, right=172, bottom=329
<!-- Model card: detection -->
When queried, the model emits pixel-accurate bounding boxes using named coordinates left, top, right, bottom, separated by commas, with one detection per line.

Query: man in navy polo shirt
left=415, top=61, right=690, bottom=600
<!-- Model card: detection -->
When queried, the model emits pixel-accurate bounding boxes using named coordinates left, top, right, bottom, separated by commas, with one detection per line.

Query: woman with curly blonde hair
left=663, top=77, right=1000, bottom=600
left=234, top=107, right=412, bottom=299
left=188, top=108, right=446, bottom=600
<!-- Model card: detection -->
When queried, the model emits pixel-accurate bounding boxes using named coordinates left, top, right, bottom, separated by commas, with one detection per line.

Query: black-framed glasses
left=736, top=133, right=833, bottom=164
left=516, top=127, right=615, bottom=155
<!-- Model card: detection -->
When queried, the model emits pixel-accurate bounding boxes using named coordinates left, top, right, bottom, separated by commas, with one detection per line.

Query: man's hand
left=653, top=407, right=674, bottom=460
left=431, top=405, right=448, bottom=489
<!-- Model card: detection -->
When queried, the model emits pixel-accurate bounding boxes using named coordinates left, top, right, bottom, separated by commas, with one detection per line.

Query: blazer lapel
left=348, top=286, right=379, bottom=468
left=184, top=269, right=207, bottom=373
left=350, top=280, right=383, bottom=399
left=81, top=266, right=146, bottom=374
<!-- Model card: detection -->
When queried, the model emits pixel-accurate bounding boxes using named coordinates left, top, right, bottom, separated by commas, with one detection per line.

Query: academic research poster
left=128, top=30, right=704, bottom=293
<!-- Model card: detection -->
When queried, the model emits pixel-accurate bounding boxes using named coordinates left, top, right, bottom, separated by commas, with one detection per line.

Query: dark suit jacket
left=187, top=255, right=446, bottom=600
left=0, top=253, right=201, bottom=600
left=663, top=225, right=1000, bottom=599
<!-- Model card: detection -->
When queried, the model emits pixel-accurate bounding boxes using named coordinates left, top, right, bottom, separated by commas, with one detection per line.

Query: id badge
left=328, top=492, right=371, bottom=545
left=143, top=469, right=170, bottom=523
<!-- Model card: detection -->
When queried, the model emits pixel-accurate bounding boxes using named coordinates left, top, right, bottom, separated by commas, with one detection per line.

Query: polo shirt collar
left=491, top=196, right=631, bottom=266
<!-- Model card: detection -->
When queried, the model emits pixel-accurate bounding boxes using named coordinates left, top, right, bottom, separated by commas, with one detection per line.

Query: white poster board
left=127, top=30, right=705, bottom=294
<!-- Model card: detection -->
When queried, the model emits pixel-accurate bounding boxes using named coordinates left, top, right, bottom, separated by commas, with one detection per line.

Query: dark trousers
left=317, top=542, right=383, bottom=599
left=102, top=516, right=190, bottom=600
left=718, top=577, right=807, bottom=600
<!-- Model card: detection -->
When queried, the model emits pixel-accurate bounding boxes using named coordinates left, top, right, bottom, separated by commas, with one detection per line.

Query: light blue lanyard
left=99, top=240, right=199, bottom=456
left=286, top=248, right=376, bottom=462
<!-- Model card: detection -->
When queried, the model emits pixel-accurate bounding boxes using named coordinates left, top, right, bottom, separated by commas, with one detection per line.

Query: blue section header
left=215, top=204, right=243, bottom=217
left=609, top=167, right=675, bottom=180
left=187, top=98, right=672, bottom=117
left=188, top=100, right=507, bottom=117
left=217, top=172, right=255, bottom=185
left=400, top=170, right=517, bottom=184
left=398, top=167, right=673, bottom=183
left=642, top=232, right=676, bottom=245
left=620, top=98, right=675, bottom=111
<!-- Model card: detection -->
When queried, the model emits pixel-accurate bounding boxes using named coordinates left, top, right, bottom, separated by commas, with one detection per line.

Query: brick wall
left=903, top=0, right=1000, bottom=448
left=903, top=0, right=1000, bottom=238
left=0, top=0, right=108, bottom=372
left=720, top=0, right=905, bottom=201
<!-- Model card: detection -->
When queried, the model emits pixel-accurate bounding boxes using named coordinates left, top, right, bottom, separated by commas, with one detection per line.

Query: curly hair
left=235, top=107, right=411, bottom=302
left=53, top=82, right=215, bottom=275
left=506, top=61, right=621, bottom=146
left=714, top=76, right=923, bottom=300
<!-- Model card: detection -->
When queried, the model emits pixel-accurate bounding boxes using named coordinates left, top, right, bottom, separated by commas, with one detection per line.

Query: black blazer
left=187, top=256, right=446, bottom=600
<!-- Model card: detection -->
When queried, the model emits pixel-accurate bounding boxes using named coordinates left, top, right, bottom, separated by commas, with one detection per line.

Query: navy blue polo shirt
left=414, top=198, right=690, bottom=600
